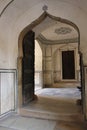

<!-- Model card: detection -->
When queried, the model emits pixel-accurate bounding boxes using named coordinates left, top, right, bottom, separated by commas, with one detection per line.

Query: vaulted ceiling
left=33, top=16, right=78, bottom=45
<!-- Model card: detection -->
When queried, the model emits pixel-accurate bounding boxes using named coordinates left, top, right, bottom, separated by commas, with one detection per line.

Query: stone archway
left=18, top=12, right=81, bottom=108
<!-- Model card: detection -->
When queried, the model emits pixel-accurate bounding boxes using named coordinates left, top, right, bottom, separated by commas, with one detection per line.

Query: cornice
left=37, top=34, right=78, bottom=45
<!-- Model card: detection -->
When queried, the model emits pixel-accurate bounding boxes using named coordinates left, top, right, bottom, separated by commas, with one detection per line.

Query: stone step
left=53, top=82, right=80, bottom=88
left=19, top=108, right=83, bottom=122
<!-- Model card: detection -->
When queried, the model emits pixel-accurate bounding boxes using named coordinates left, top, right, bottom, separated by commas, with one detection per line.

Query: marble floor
left=0, top=87, right=86, bottom=130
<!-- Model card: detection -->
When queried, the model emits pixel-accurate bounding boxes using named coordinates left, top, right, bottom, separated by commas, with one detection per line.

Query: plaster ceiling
left=40, top=22, right=78, bottom=41
left=33, top=16, right=78, bottom=44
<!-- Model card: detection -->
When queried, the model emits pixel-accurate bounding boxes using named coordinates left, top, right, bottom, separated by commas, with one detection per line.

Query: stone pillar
left=17, top=57, right=23, bottom=108
left=43, top=46, right=53, bottom=87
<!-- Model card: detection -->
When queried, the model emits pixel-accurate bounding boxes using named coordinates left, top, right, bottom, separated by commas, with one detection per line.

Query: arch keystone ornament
left=42, top=5, right=48, bottom=12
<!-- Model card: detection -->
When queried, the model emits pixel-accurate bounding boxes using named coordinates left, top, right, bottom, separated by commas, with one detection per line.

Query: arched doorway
left=18, top=12, right=82, bottom=110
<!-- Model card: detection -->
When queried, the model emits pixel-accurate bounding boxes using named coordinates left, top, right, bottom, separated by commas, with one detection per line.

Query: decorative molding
left=42, top=5, right=48, bottom=12
left=59, top=44, right=77, bottom=50
left=0, top=69, right=16, bottom=72
left=37, top=34, right=78, bottom=45
left=55, top=27, right=72, bottom=35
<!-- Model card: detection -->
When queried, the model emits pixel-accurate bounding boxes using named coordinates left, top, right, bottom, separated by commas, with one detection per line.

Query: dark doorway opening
left=62, top=50, right=75, bottom=79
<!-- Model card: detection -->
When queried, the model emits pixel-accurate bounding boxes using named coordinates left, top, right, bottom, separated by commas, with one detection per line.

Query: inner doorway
left=62, top=50, right=75, bottom=80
